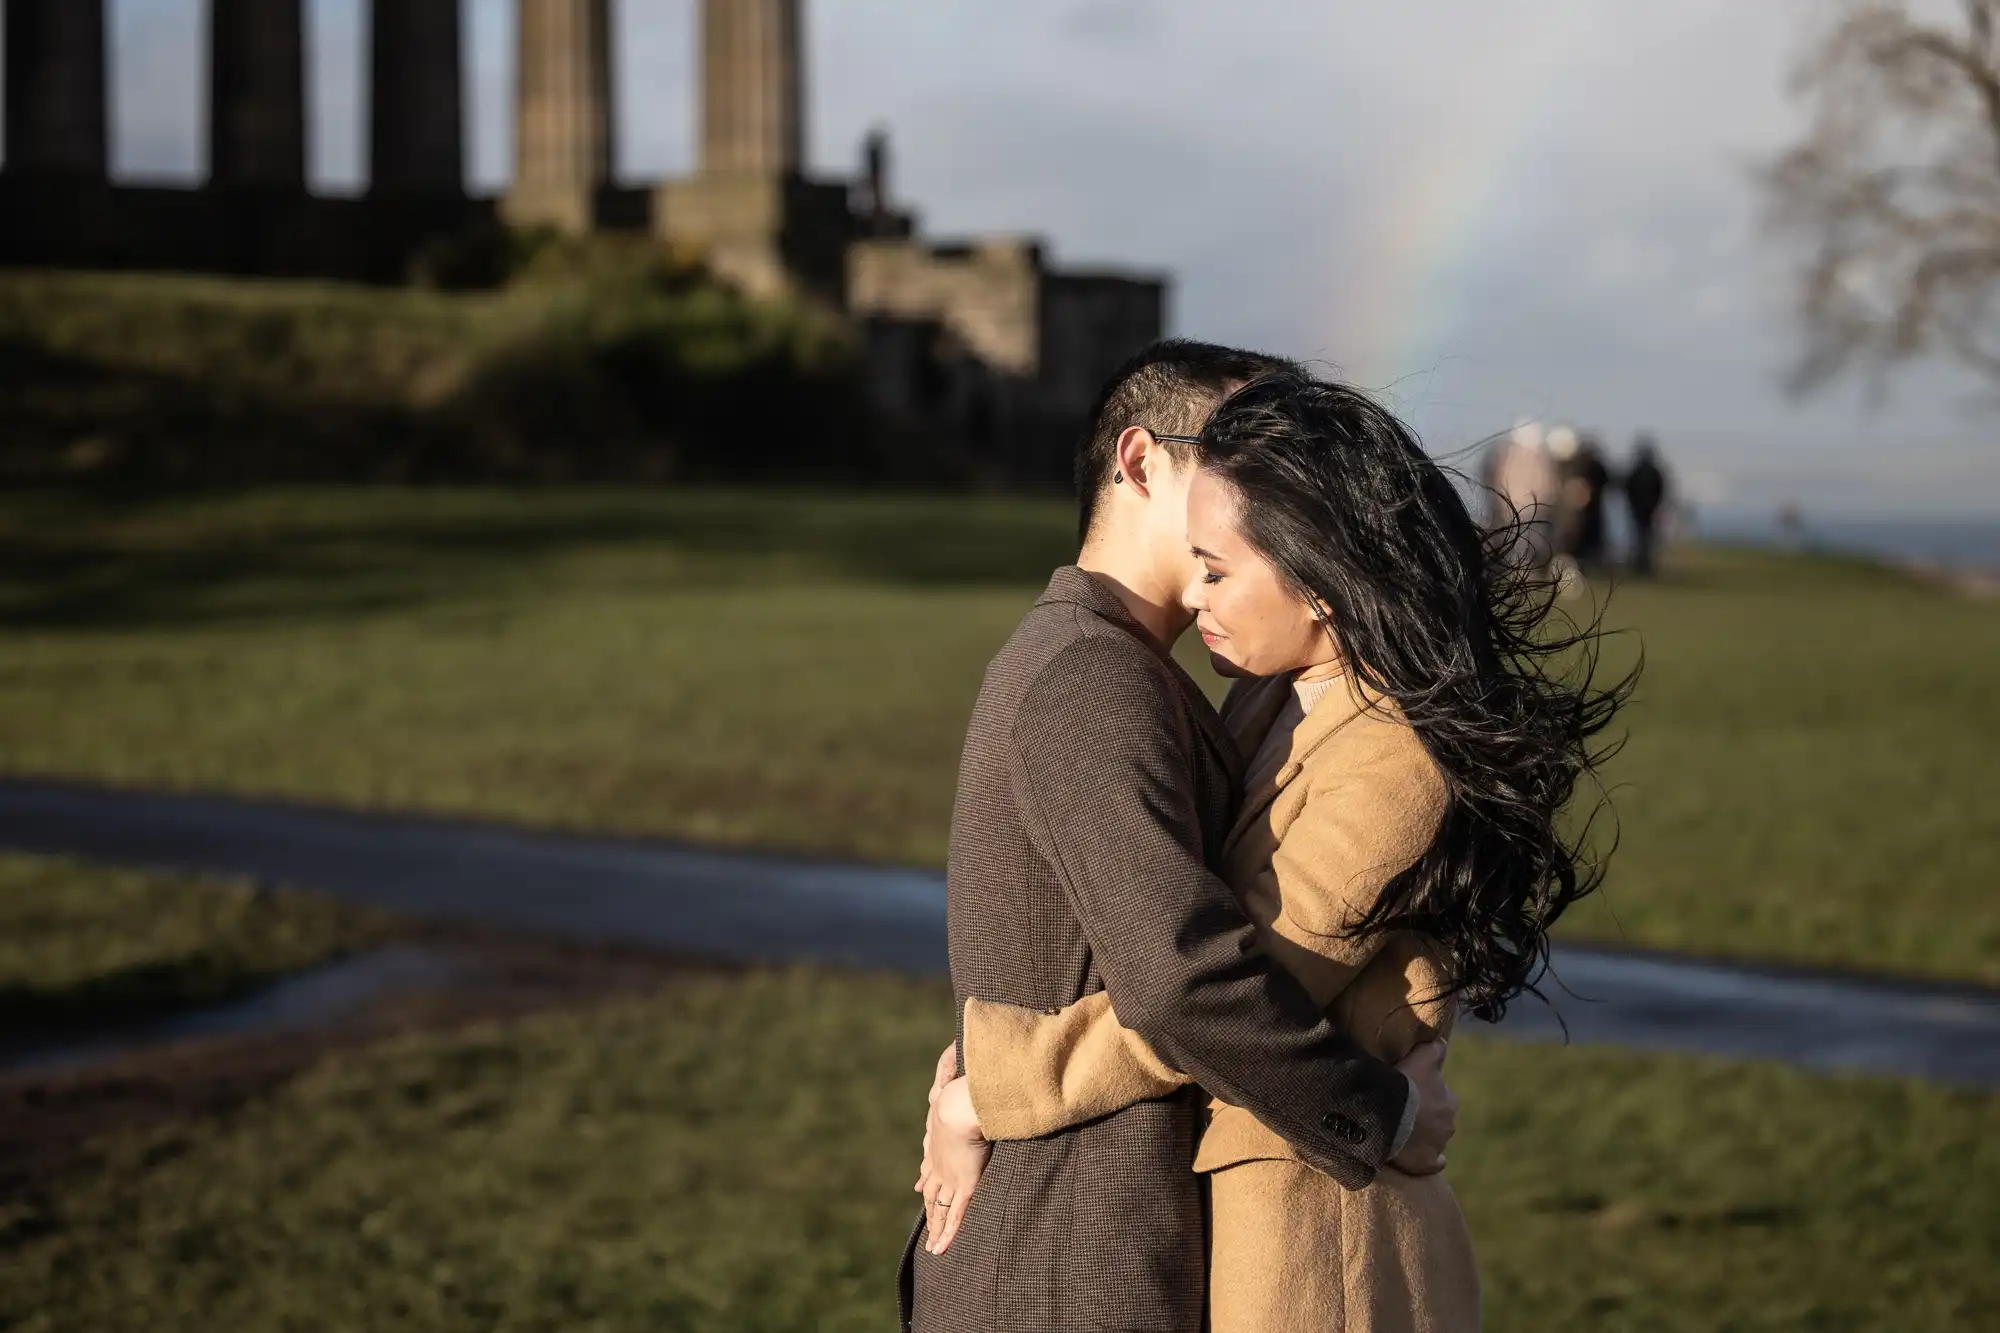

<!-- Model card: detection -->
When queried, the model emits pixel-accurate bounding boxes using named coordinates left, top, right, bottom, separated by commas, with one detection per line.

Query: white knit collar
left=1293, top=670, right=1345, bottom=716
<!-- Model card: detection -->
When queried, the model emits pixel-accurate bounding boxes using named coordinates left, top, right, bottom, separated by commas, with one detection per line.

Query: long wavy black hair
left=1199, top=372, right=1634, bottom=1022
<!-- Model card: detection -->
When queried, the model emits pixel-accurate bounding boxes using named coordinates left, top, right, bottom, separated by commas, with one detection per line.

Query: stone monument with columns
left=0, top=0, right=1164, bottom=485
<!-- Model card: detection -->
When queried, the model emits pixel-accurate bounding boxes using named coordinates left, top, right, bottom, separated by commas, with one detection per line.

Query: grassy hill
left=0, top=261, right=931, bottom=486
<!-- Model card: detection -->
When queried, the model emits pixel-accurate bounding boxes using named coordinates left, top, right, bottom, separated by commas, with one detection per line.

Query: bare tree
left=1764, top=0, right=2000, bottom=394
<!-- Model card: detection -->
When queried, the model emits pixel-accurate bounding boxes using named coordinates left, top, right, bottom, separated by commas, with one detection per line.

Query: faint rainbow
left=1331, top=1, right=1601, bottom=383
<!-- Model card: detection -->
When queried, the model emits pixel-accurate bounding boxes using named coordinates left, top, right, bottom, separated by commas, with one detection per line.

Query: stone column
left=210, top=0, right=309, bottom=189
left=370, top=0, right=465, bottom=195
left=700, top=0, right=802, bottom=177
left=3, top=0, right=108, bottom=177
left=505, top=0, right=614, bottom=233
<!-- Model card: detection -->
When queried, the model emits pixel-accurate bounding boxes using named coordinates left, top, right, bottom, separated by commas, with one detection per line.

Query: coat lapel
left=1037, top=566, right=1245, bottom=789
left=1181, top=669, right=1244, bottom=792
left=1222, top=670, right=1370, bottom=857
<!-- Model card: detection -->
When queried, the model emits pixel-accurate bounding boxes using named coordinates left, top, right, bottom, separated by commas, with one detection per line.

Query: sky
left=44, top=0, right=2000, bottom=515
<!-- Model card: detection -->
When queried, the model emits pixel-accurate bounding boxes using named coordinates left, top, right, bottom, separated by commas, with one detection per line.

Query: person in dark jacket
left=1569, top=435, right=1613, bottom=569
left=1624, top=435, right=1670, bottom=576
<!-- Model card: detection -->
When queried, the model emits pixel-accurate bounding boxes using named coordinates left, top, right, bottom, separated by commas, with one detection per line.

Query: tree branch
left=1892, top=29, right=2000, bottom=174
left=1763, top=1, right=2000, bottom=395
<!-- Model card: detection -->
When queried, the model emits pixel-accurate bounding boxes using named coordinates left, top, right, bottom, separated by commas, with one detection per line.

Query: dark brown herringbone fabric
left=904, top=567, right=1412, bottom=1333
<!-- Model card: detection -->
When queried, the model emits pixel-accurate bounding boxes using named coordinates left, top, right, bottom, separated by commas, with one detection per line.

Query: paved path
left=3, top=778, right=1996, bottom=1086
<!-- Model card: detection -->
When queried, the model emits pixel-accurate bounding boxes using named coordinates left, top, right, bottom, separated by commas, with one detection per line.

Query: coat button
left=1322, top=1112, right=1366, bottom=1146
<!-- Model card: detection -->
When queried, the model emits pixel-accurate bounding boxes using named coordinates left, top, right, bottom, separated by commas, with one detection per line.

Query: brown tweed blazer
left=903, top=567, right=1412, bottom=1333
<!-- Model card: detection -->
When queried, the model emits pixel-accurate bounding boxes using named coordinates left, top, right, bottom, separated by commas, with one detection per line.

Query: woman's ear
left=1309, top=601, right=1345, bottom=662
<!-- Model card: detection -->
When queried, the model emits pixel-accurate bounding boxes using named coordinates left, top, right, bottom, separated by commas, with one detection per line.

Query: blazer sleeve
left=961, top=991, right=1191, bottom=1141
left=1252, top=719, right=1451, bottom=1013
left=1006, top=636, right=1411, bottom=1188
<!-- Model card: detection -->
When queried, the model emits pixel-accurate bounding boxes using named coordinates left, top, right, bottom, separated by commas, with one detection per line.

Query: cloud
left=1060, top=0, right=1164, bottom=48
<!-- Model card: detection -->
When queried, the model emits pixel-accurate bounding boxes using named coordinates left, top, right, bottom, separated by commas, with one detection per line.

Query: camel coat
left=963, top=671, right=1481, bottom=1333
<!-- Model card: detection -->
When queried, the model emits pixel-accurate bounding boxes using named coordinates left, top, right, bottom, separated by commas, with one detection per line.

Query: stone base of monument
left=0, top=173, right=494, bottom=287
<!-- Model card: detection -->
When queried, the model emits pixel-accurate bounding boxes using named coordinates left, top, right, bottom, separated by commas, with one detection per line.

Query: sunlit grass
left=1559, top=544, right=2000, bottom=981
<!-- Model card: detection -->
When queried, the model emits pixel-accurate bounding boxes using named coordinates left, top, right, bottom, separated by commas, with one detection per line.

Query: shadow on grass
left=0, top=956, right=312, bottom=1040
left=0, top=339, right=448, bottom=486
left=1528, top=1191, right=1805, bottom=1233
left=0, top=489, right=1079, bottom=631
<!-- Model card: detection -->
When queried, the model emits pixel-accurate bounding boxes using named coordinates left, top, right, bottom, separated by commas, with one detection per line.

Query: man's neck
left=1076, top=546, right=1190, bottom=649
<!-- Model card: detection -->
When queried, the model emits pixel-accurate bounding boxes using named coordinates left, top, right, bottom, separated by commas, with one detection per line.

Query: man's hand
left=1389, top=1039, right=1457, bottom=1175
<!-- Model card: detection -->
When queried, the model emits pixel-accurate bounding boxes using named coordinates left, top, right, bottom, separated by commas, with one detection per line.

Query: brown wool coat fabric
left=903, top=567, right=1413, bottom=1333
left=963, top=670, right=1482, bottom=1333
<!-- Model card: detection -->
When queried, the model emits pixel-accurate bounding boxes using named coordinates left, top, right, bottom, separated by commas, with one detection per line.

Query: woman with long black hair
left=918, top=370, right=1630, bottom=1332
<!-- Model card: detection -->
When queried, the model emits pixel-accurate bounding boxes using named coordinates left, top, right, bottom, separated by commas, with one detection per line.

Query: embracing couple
left=899, top=341, right=1621, bottom=1333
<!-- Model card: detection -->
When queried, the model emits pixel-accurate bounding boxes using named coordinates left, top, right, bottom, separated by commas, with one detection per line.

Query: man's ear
left=1113, top=427, right=1157, bottom=499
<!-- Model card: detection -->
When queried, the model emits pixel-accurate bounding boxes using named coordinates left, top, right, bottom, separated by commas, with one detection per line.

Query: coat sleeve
left=1005, top=636, right=1411, bottom=1187
left=1252, top=716, right=1451, bottom=1013
left=962, top=991, right=1190, bottom=1141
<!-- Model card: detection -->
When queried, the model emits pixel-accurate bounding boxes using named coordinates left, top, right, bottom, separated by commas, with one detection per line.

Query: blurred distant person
left=1625, top=436, right=1670, bottom=576
left=1776, top=502, right=1807, bottom=550
left=1567, top=434, right=1613, bottom=569
left=1486, top=421, right=1561, bottom=571
left=1545, top=426, right=1581, bottom=559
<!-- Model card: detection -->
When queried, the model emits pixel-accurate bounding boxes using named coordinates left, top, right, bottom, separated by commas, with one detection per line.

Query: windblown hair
left=1074, top=339, right=1300, bottom=542
left=1199, top=373, right=1633, bottom=1022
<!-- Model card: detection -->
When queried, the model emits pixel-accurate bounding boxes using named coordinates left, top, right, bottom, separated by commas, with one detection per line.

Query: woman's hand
left=914, top=1041, right=957, bottom=1219
left=914, top=1042, right=963, bottom=1231
left=915, top=1075, right=990, bottom=1255
left=929, top=1041, right=957, bottom=1101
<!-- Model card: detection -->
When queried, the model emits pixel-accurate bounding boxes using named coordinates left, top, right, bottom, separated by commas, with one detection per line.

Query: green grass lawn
left=1557, top=544, right=2000, bottom=980
left=1, top=968, right=1991, bottom=1333
left=0, top=488, right=1994, bottom=981
left=0, top=854, right=386, bottom=1033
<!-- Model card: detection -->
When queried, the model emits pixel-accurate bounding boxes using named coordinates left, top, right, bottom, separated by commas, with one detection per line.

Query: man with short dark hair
left=1070, top=341, right=1300, bottom=540
left=902, top=340, right=1458, bottom=1333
